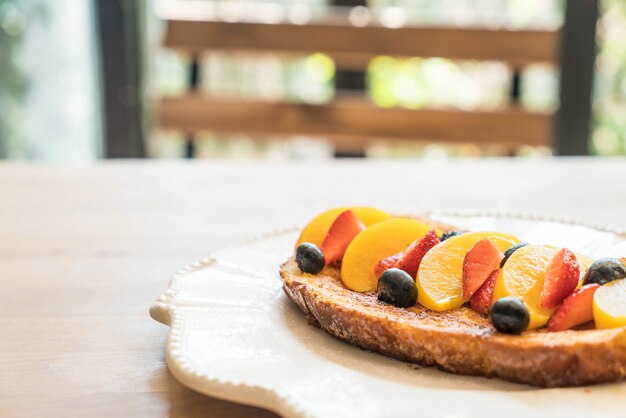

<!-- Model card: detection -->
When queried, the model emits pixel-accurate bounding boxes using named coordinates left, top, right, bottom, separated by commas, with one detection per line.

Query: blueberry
left=490, top=297, right=529, bottom=334
left=440, top=231, right=462, bottom=242
left=582, top=258, right=626, bottom=286
left=377, top=268, right=417, bottom=308
left=295, top=242, right=325, bottom=274
left=499, top=243, right=529, bottom=268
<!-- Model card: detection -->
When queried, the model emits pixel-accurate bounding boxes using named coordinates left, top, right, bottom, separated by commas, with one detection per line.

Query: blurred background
left=0, top=0, right=623, bottom=161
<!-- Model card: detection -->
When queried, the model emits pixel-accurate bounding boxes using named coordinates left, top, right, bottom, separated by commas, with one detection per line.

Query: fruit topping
left=493, top=245, right=556, bottom=329
left=377, top=268, right=418, bottom=308
left=393, top=229, right=440, bottom=279
left=462, top=238, right=504, bottom=300
left=416, top=231, right=520, bottom=311
left=295, top=243, right=326, bottom=274
left=540, top=248, right=580, bottom=309
left=499, top=243, right=529, bottom=268
left=547, top=284, right=600, bottom=331
left=490, top=297, right=530, bottom=334
left=470, top=268, right=500, bottom=315
left=374, top=252, right=402, bottom=279
left=296, top=207, right=391, bottom=247
left=341, top=218, right=432, bottom=292
left=440, top=230, right=462, bottom=242
left=492, top=245, right=593, bottom=329
left=582, top=258, right=626, bottom=286
left=321, top=210, right=365, bottom=266
left=593, top=278, right=626, bottom=329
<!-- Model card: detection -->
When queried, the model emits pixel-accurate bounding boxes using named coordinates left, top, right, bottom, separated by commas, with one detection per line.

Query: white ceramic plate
left=150, top=211, right=626, bottom=418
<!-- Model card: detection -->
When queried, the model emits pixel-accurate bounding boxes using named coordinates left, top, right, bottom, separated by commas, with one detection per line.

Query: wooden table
left=2, top=159, right=625, bottom=417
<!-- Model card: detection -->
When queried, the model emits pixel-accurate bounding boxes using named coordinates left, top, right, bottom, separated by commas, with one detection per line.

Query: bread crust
left=280, top=258, right=626, bottom=387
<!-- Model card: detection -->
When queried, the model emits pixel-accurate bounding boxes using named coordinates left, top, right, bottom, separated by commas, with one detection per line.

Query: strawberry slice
left=374, top=252, right=403, bottom=278
left=470, top=268, right=499, bottom=315
left=462, top=238, right=504, bottom=300
left=321, top=210, right=366, bottom=266
left=547, top=284, right=601, bottom=331
left=393, top=229, right=440, bottom=279
left=540, top=248, right=580, bottom=309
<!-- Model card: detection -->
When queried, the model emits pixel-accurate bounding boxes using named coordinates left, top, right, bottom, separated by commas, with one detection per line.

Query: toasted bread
left=280, top=258, right=626, bottom=387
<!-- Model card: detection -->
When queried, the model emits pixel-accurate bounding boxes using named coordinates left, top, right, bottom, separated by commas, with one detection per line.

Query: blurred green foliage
left=3, top=0, right=626, bottom=158
left=0, top=0, right=28, bottom=158
left=0, top=0, right=45, bottom=159
left=593, top=0, right=626, bottom=155
left=367, top=0, right=626, bottom=156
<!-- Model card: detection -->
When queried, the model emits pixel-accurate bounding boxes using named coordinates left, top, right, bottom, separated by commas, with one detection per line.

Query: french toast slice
left=279, top=258, right=626, bottom=387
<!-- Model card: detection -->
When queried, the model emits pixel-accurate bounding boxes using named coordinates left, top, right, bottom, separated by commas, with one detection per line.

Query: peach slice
left=575, top=253, right=594, bottom=288
left=341, top=218, right=432, bottom=292
left=593, top=278, right=626, bottom=329
left=493, top=245, right=593, bottom=329
left=416, top=232, right=520, bottom=311
left=296, top=207, right=391, bottom=248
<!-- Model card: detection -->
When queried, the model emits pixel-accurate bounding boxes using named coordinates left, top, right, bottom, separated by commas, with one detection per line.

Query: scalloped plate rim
left=150, top=210, right=626, bottom=418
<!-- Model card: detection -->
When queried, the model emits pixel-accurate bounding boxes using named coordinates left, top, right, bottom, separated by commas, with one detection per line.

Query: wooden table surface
left=2, top=159, right=625, bottom=417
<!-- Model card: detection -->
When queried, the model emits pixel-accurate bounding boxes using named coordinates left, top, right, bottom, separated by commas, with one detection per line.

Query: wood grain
left=165, top=18, right=558, bottom=66
left=157, top=96, right=553, bottom=146
left=159, top=6, right=558, bottom=152
left=2, top=160, right=626, bottom=417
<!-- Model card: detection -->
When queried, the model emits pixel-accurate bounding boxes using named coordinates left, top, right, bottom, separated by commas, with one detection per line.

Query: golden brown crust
left=280, top=258, right=626, bottom=387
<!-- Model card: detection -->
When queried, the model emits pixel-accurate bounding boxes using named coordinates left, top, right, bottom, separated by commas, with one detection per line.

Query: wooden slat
left=164, top=18, right=558, bottom=66
left=156, top=95, right=552, bottom=146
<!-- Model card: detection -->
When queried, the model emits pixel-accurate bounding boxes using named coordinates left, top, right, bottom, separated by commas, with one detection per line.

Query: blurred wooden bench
left=153, top=1, right=597, bottom=157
